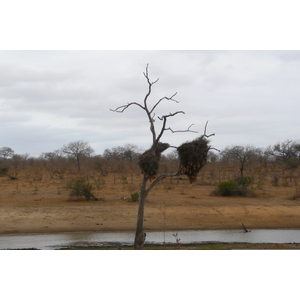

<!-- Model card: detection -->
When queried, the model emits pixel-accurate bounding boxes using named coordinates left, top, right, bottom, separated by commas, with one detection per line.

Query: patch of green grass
left=130, top=192, right=139, bottom=202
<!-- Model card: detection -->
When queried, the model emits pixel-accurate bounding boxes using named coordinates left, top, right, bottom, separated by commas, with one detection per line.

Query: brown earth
left=1, top=173, right=300, bottom=234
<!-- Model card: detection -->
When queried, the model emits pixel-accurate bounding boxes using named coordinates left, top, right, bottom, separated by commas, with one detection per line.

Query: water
left=1, top=229, right=300, bottom=249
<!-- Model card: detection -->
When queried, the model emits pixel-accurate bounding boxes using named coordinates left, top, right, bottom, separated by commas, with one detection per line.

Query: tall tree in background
left=111, top=65, right=214, bottom=249
left=221, top=145, right=257, bottom=178
left=61, top=140, right=94, bottom=172
left=0, top=147, right=15, bottom=159
left=266, top=140, right=300, bottom=169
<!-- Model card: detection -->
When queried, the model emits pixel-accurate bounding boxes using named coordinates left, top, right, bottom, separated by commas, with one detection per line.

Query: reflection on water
left=1, top=229, right=300, bottom=249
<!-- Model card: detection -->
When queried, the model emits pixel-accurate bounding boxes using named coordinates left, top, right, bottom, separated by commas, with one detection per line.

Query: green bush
left=235, top=176, right=252, bottom=186
left=0, top=167, right=8, bottom=176
left=130, top=192, right=139, bottom=202
left=235, top=176, right=253, bottom=195
left=285, top=158, right=299, bottom=169
left=217, top=181, right=237, bottom=196
left=215, top=177, right=253, bottom=196
left=67, top=179, right=99, bottom=201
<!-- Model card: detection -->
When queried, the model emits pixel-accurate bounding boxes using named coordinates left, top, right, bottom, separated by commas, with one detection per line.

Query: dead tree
left=111, top=64, right=215, bottom=249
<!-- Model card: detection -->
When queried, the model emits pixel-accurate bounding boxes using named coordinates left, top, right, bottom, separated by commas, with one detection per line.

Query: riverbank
left=59, top=243, right=300, bottom=250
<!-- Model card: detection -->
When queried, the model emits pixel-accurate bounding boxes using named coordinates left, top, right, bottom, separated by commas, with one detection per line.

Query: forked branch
left=143, top=64, right=159, bottom=86
left=146, top=166, right=183, bottom=193
left=202, top=121, right=215, bottom=138
left=150, top=92, right=179, bottom=114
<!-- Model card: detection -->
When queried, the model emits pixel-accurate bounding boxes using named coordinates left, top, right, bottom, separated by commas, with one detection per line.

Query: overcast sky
left=0, top=50, right=300, bottom=157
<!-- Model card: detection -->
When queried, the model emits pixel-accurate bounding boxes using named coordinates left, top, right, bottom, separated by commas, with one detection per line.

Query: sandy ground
left=1, top=175, right=300, bottom=234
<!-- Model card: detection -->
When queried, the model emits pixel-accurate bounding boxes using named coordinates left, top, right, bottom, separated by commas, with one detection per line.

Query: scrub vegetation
left=1, top=138, right=300, bottom=241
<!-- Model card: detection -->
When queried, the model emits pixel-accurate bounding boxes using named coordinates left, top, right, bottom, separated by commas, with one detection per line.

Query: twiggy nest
left=177, top=137, right=210, bottom=183
left=138, top=142, right=169, bottom=180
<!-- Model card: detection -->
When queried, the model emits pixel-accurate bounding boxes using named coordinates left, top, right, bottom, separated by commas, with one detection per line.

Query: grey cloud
left=1, top=50, right=300, bottom=157
left=278, top=50, right=300, bottom=62
left=0, top=112, right=31, bottom=124
left=0, top=63, right=79, bottom=88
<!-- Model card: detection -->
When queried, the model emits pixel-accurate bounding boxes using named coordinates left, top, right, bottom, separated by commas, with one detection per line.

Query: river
left=1, top=229, right=300, bottom=249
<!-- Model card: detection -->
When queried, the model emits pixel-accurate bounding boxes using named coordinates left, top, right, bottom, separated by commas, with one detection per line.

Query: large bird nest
left=177, top=136, right=210, bottom=183
left=138, top=142, right=170, bottom=180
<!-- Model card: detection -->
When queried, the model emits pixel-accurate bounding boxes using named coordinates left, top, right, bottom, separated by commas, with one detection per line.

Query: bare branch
left=143, top=63, right=159, bottom=85
left=141, top=64, right=160, bottom=144
left=155, top=116, right=167, bottom=146
left=143, top=64, right=159, bottom=111
left=151, top=112, right=156, bottom=122
left=146, top=166, right=184, bottom=193
left=110, top=102, right=145, bottom=113
left=165, top=123, right=199, bottom=134
left=154, top=111, right=186, bottom=145
left=150, top=92, right=178, bottom=114
left=201, top=121, right=215, bottom=138
left=209, top=147, right=221, bottom=152
left=157, top=111, right=185, bottom=120
left=203, top=121, right=209, bottom=135
left=187, top=124, right=196, bottom=131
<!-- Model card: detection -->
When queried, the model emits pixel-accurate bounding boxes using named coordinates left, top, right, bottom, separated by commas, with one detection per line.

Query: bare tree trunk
left=240, top=166, right=244, bottom=177
left=76, top=156, right=81, bottom=172
left=133, top=174, right=172, bottom=249
left=134, top=176, right=148, bottom=249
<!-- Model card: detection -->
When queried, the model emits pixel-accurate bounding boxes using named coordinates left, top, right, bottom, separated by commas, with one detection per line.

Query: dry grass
left=1, top=168, right=300, bottom=234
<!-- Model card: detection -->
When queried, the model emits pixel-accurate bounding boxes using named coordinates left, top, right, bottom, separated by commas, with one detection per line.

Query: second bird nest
left=177, top=137, right=210, bottom=183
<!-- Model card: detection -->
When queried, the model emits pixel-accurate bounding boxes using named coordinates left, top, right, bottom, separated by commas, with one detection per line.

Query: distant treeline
left=1, top=139, right=300, bottom=184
